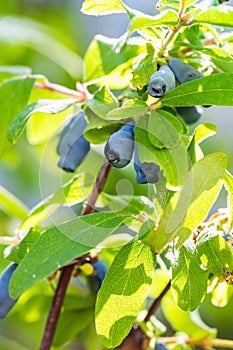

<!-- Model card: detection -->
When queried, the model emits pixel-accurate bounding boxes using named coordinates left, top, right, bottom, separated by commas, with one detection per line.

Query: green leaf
left=81, top=0, right=126, bottom=16
left=84, top=109, right=122, bottom=143
left=201, top=47, right=233, bottom=66
left=5, top=228, right=41, bottom=263
left=188, top=123, right=218, bottom=164
left=0, top=185, right=28, bottom=219
left=193, top=123, right=218, bottom=144
left=162, top=290, right=217, bottom=338
left=224, top=170, right=233, bottom=231
left=84, top=85, right=118, bottom=119
left=145, top=153, right=227, bottom=252
left=57, top=212, right=129, bottom=246
left=84, top=35, right=142, bottom=82
left=148, top=110, right=181, bottom=149
left=95, top=240, right=156, bottom=348
left=156, top=0, right=180, bottom=12
left=107, top=99, right=148, bottom=120
left=196, top=229, right=233, bottom=277
left=130, top=43, right=157, bottom=89
left=172, top=242, right=208, bottom=311
left=194, top=5, right=233, bottom=28
left=0, top=77, right=35, bottom=158
left=129, top=10, right=179, bottom=35
left=7, top=98, right=76, bottom=143
left=135, top=114, right=189, bottom=190
left=10, top=212, right=129, bottom=297
left=161, top=73, right=233, bottom=107
left=19, top=173, right=93, bottom=232
left=10, top=230, right=89, bottom=298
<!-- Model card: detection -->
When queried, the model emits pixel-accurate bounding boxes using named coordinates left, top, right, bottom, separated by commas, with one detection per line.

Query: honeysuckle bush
left=0, top=0, right=233, bottom=349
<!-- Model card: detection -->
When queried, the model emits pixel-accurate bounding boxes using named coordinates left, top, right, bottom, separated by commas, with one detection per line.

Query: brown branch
left=82, top=161, right=112, bottom=215
left=144, top=280, right=171, bottom=322
left=118, top=280, right=171, bottom=350
left=39, top=161, right=112, bottom=350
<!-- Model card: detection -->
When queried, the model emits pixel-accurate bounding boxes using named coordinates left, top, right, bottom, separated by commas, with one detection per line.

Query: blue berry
left=104, top=123, right=135, bottom=168
left=90, top=261, right=108, bottom=293
left=154, top=342, right=167, bottom=350
left=0, top=263, right=18, bottom=318
left=168, top=58, right=203, bottom=84
left=176, top=106, right=202, bottom=124
left=147, top=65, right=176, bottom=98
left=134, top=145, right=160, bottom=184
left=57, top=111, right=90, bottom=172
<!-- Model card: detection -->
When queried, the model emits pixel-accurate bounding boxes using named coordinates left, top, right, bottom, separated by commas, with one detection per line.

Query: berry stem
left=39, top=161, right=112, bottom=350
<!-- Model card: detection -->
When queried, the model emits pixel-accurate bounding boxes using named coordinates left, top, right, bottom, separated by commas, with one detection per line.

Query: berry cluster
left=148, top=58, right=206, bottom=124
left=57, top=58, right=207, bottom=183
left=57, top=113, right=160, bottom=184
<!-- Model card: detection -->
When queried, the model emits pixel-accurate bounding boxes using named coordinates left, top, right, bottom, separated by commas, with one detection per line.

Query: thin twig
left=39, top=161, right=112, bottom=350
left=145, top=280, right=171, bottom=322
left=82, top=161, right=112, bottom=215
left=34, top=81, right=91, bottom=102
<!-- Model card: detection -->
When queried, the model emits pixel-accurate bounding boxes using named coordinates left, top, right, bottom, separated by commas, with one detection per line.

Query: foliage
left=0, top=0, right=233, bottom=349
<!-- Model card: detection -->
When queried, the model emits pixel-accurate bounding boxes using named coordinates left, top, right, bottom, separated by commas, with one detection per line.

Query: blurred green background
left=0, top=0, right=233, bottom=349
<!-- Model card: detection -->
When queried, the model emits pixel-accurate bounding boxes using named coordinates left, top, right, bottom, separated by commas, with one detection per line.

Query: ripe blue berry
left=176, top=106, right=202, bottom=124
left=104, top=123, right=135, bottom=168
left=0, top=263, right=18, bottom=318
left=147, top=65, right=176, bottom=98
left=134, top=145, right=160, bottom=184
left=57, top=111, right=90, bottom=172
left=168, top=58, right=203, bottom=84
left=154, top=342, right=168, bottom=350
left=89, top=261, right=108, bottom=293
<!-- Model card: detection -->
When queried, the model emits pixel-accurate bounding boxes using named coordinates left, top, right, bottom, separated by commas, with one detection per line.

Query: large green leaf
left=0, top=185, right=28, bottom=219
left=135, top=114, right=189, bottom=190
left=81, top=0, right=126, bottom=15
left=188, top=123, right=218, bottom=164
left=0, top=76, right=35, bottom=158
left=84, top=35, right=142, bottom=82
left=5, top=228, right=41, bottom=263
left=8, top=98, right=77, bottom=143
left=84, top=85, right=118, bottom=119
left=145, top=153, right=227, bottom=252
left=10, top=212, right=129, bottom=298
left=196, top=229, right=233, bottom=277
left=84, top=109, right=122, bottom=143
left=130, top=43, right=157, bottom=90
left=10, top=230, right=89, bottom=298
left=172, top=242, right=208, bottom=311
left=95, top=240, right=156, bottom=348
left=129, top=10, right=179, bottom=35
left=148, top=110, right=181, bottom=149
left=53, top=211, right=129, bottom=246
left=194, top=5, right=233, bottom=28
left=19, top=173, right=93, bottom=232
left=107, top=99, right=148, bottom=120
left=161, top=74, right=233, bottom=107
left=200, top=47, right=233, bottom=73
left=162, top=290, right=217, bottom=338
